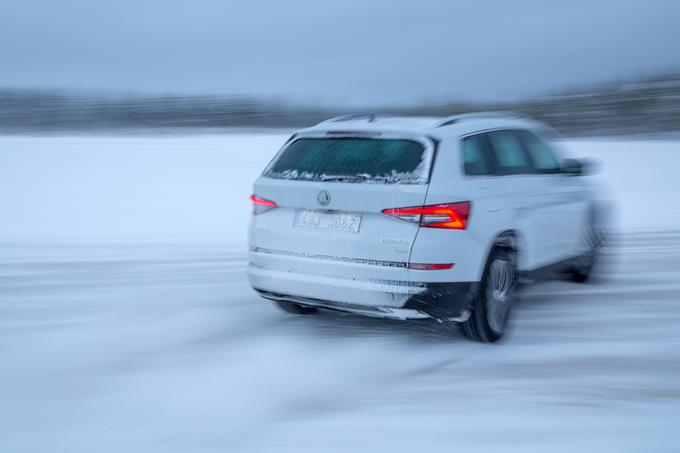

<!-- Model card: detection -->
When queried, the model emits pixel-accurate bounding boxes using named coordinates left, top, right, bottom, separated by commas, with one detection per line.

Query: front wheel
left=570, top=223, right=604, bottom=283
left=459, top=247, right=517, bottom=343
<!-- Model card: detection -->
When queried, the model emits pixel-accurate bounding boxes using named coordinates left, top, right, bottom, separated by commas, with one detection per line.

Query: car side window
left=485, top=130, right=533, bottom=175
left=461, top=134, right=494, bottom=175
left=516, top=130, right=561, bottom=174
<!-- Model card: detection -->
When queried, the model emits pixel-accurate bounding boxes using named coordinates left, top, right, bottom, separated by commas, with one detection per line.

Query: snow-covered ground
left=1, top=134, right=679, bottom=243
left=1, top=134, right=679, bottom=452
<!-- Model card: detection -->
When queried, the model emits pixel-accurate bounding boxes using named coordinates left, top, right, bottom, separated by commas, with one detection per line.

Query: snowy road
left=2, top=236, right=679, bottom=452
left=1, top=134, right=680, bottom=452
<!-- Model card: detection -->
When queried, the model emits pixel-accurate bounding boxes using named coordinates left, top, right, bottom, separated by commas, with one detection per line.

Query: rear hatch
left=249, top=132, right=435, bottom=266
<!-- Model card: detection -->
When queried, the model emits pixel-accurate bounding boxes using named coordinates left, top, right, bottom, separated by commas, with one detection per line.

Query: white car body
left=247, top=113, right=597, bottom=325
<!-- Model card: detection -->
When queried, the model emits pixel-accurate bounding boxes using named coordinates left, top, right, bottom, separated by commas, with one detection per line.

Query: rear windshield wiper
left=319, top=174, right=368, bottom=182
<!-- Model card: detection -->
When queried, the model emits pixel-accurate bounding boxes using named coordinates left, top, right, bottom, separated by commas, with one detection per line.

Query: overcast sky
left=1, top=0, right=679, bottom=105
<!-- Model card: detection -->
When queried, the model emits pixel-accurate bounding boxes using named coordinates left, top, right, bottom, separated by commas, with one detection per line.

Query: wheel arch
left=476, top=229, right=526, bottom=280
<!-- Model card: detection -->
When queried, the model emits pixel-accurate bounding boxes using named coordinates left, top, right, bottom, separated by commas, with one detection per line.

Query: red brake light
left=382, top=201, right=471, bottom=230
left=250, top=194, right=277, bottom=214
left=407, top=262, right=454, bottom=270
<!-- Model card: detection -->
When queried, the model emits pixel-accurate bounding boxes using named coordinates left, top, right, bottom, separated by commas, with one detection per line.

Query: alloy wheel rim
left=486, top=258, right=515, bottom=334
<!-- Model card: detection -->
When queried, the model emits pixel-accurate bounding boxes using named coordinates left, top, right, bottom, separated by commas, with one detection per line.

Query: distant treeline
left=1, top=72, right=680, bottom=136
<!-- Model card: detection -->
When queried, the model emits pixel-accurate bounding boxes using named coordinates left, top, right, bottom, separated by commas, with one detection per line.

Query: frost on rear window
left=264, top=138, right=428, bottom=184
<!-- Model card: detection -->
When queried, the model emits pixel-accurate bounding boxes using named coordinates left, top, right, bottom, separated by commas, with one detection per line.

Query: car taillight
left=407, top=262, right=454, bottom=270
left=249, top=194, right=277, bottom=215
left=382, top=201, right=471, bottom=229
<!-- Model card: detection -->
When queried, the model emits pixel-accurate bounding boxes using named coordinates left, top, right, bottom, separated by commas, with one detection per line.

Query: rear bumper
left=254, top=283, right=476, bottom=321
left=248, top=255, right=478, bottom=321
left=254, top=289, right=434, bottom=320
left=401, top=281, right=478, bottom=320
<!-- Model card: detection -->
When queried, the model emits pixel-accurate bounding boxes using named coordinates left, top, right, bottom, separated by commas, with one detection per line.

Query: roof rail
left=436, top=111, right=526, bottom=127
left=317, top=114, right=377, bottom=125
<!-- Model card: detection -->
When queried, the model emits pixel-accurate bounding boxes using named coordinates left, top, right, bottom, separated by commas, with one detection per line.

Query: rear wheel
left=460, top=247, right=517, bottom=343
left=274, top=300, right=318, bottom=315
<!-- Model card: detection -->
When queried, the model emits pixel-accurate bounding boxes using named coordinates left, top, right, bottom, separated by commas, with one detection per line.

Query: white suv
left=247, top=113, right=604, bottom=342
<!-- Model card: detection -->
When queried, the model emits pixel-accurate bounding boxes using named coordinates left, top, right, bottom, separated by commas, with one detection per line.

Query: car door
left=517, top=130, right=589, bottom=261
left=483, top=130, right=553, bottom=270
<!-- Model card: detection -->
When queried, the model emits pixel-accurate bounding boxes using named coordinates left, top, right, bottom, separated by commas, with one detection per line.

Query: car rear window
left=264, top=137, right=429, bottom=184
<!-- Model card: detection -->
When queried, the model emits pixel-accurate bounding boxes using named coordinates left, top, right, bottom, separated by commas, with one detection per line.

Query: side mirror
left=561, top=158, right=599, bottom=176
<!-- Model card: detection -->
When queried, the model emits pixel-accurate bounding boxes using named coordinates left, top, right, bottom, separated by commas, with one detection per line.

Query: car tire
left=459, top=247, right=517, bottom=343
left=274, top=300, right=318, bottom=315
left=570, top=222, right=604, bottom=283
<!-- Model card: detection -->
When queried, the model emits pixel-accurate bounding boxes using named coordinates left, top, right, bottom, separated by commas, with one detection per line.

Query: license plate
left=293, top=210, right=361, bottom=233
